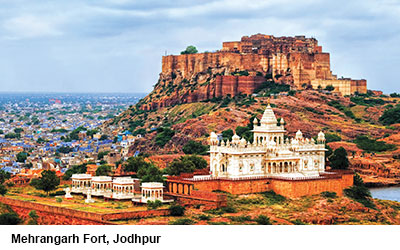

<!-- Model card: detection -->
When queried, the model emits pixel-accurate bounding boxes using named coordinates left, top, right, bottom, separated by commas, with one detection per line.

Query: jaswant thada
left=209, top=103, right=326, bottom=178
left=165, top=103, right=354, bottom=199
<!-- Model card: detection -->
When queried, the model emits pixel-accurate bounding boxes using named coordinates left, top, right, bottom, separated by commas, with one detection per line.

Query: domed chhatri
left=209, top=105, right=326, bottom=178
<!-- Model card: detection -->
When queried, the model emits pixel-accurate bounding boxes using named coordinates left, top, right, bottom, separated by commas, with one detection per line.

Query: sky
left=0, top=0, right=399, bottom=94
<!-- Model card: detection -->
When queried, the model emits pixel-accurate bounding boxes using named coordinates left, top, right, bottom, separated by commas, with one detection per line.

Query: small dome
left=317, top=131, right=326, bottom=142
left=232, top=134, right=240, bottom=144
left=280, top=117, right=285, bottom=125
left=253, top=117, right=258, bottom=125
left=210, top=131, right=218, bottom=139
left=295, top=130, right=303, bottom=139
left=240, top=138, right=247, bottom=146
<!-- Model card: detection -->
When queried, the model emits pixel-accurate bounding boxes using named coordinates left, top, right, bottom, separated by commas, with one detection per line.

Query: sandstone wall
left=162, top=52, right=268, bottom=78
left=270, top=173, right=354, bottom=198
left=188, top=172, right=353, bottom=197
left=0, top=196, right=170, bottom=225
left=192, top=178, right=270, bottom=195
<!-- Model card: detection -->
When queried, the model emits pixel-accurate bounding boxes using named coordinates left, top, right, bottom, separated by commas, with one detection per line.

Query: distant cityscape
left=0, top=93, right=146, bottom=180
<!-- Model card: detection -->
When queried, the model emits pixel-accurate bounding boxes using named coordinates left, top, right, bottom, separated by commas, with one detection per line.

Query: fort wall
left=166, top=171, right=354, bottom=198
left=0, top=196, right=170, bottom=224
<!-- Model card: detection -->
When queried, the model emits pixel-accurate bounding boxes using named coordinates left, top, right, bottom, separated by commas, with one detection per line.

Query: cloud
left=3, top=15, right=62, bottom=39
left=0, top=0, right=399, bottom=93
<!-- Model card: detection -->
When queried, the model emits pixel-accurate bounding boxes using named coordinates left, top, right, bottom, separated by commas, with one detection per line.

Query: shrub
left=262, top=191, right=286, bottom=205
left=147, top=200, right=163, bottom=210
left=305, top=107, right=324, bottom=115
left=49, top=190, right=66, bottom=197
left=344, top=173, right=375, bottom=209
left=205, top=206, right=237, bottom=215
left=197, top=214, right=211, bottom=221
left=254, top=81, right=290, bottom=95
left=155, top=127, right=175, bottom=147
left=255, top=215, right=271, bottom=225
left=325, top=85, right=335, bottom=91
left=228, top=216, right=252, bottom=223
left=351, top=96, right=386, bottom=106
left=354, top=135, right=396, bottom=152
left=379, top=106, right=400, bottom=125
left=169, top=204, right=185, bottom=216
left=27, top=210, right=38, bottom=225
left=325, top=133, right=342, bottom=143
left=207, top=221, right=228, bottom=225
left=0, top=212, right=22, bottom=225
left=182, top=140, right=208, bottom=155
left=321, top=191, right=337, bottom=198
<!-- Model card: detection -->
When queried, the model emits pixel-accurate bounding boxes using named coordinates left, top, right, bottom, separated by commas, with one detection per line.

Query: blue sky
left=0, top=0, right=399, bottom=94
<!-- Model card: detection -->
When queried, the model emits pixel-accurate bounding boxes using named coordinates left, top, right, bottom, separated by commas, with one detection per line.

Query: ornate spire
left=260, top=103, right=278, bottom=127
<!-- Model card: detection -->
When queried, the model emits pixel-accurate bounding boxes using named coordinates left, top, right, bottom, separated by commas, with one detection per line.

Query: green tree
left=95, top=165, right=112, bottom=176
left=0, top=184, right=7, bottom=196
left=57, top=146, right=73, bottom=154
left=124, top=156, right=151, bottom=172
left=155, top=127, right=175, bottom=147
left=379, top=106, right=400, bottom=125
left=166, top=158, right=195, bottom=176
left=235, top=126, right=253, bottom=142
left=180, top=45, right=198, bottom=54
left=14, top=128, right=23, bottom=134
left=328, top=147, right=349, bottom=170
left=182, top=140, right=208, bottom=155
left=27, top=210, right=39, bottom=225
left=344, top=173, right=375, bottom=209
left=16, top=152, right=28, bottom=163
left=137, top=164, right=164, bottom=183
left=0, top=169, right=11, bottom=184
left=30, top=170, right=60, bottom=196
left=222, top=129, right=233, bottom=141
left=63, top=164, right=87, bottom=180
left=180, top=155, right=207, bottom=170
left=0, top=212, right=22, bottom=225
left=97, top=151, right=110, bottom=160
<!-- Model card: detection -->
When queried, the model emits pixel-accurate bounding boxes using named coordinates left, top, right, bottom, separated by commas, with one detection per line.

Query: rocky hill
left=108, top=88, right=400, bottom=186
left=138, top=34, right=366, bottom=110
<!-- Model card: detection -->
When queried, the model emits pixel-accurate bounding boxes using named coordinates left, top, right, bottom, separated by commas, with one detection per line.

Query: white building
left=132, top=182, right=174, bottom=204
left=209, top=104, right=326, bottom=178
left=71, top=175, right=140, bottom=200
